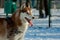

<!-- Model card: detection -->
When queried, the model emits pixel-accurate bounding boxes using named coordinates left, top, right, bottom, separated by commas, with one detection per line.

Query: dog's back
left=0, top=18, right=7, bottom=40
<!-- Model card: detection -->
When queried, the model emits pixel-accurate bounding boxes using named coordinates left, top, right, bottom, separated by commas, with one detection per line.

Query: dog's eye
left=27, top=12, right=30, bottom=15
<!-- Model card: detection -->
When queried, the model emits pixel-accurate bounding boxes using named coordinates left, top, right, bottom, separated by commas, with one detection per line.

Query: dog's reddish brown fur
left=0, top=6, right=31, bottom=40
left=0, top=18, right=6, bottom=36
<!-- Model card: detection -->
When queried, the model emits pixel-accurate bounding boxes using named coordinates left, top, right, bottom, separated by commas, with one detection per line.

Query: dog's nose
left=32, top=17, right=35, bottom=19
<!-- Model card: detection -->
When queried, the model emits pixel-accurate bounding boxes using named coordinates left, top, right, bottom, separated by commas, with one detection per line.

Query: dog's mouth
left=25, top=17, right=33, bottom=26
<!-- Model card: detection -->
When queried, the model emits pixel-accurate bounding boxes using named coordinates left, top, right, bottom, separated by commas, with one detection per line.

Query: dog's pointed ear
left=26, top=3, right=31, bottom=8
left=20, top=3, right=26, bottom=10
left=28, top=3, right=31, bottom=8
left=28, top=5, right=30, bottom=8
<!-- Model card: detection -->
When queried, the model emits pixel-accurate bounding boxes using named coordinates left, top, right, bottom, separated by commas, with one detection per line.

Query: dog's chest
left=18, top=23, right=29, bottom=33
left=14, top=23, right=29, bottom=40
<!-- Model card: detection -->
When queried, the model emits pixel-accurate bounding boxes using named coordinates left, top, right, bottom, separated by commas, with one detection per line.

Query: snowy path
left=25, top=19, right=60, bottom=40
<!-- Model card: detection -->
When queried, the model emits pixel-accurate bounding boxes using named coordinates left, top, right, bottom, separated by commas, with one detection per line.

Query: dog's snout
left=32, top=17, right=35, bottom=19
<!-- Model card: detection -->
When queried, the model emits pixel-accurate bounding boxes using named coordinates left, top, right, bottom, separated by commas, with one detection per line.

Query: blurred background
left=0, top=0, right=60, bottom=18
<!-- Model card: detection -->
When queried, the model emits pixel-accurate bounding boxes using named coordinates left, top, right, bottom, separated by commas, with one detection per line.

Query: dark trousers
left=44, top=0, right=49, bottom=16
left=39, top=0, right=49, bottom=18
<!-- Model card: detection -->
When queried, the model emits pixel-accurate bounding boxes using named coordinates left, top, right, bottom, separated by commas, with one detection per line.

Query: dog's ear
left=20, top=3, right=26, bottom=10
left=26, top=3, right=31, bottom=8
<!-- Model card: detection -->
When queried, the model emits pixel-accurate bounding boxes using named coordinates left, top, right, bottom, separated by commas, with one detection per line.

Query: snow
left=0, top=8, right=4, bottom=13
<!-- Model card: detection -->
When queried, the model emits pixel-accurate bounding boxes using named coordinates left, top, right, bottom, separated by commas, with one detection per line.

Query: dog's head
left=20, top=3, right=34, bottom=26
left=12, top=3, right=34, bottom=26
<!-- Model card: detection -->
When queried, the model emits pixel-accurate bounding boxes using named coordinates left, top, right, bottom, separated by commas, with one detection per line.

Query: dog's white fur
left=14, top=12, right=33, bottom=40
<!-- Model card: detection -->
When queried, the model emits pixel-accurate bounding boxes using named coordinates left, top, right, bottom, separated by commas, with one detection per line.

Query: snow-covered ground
left=25, top=19, right=60, bottom=40
left=0, top=8, right=4, bottom=13
left=32, top=9, right=60, bottom=16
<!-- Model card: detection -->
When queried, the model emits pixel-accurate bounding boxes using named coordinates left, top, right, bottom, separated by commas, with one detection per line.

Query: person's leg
left=44, top=0, right=49, bottom=17
left=39, top=0, right=44, bottom=18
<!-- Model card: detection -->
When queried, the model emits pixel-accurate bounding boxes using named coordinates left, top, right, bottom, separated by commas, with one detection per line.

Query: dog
left=0, top=3, right=34, bottom=40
